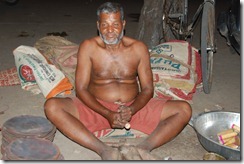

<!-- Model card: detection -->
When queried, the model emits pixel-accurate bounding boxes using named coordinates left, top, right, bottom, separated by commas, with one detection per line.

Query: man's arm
left=127, top=41, right=154, bottom=115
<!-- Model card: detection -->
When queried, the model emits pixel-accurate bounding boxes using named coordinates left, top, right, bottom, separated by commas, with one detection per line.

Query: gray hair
left=97, top=2, right=124, bottom=21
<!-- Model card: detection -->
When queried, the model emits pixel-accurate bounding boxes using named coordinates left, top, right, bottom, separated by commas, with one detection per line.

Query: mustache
left=98, top=29, right=124, bottom=45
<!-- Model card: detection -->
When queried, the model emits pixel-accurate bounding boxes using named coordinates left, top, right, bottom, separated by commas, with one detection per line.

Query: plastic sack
left=150, top=40, right=202, bottom=102
left=13, top=45, right=73, bottom=99
left=150, top=40, right=192, bottom=80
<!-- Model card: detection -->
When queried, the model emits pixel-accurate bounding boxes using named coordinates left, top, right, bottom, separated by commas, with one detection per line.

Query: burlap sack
left=34, top=36, right=79, bottom=87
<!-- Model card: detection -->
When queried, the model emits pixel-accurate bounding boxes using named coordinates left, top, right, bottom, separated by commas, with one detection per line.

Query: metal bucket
left=190, top=111, right=240, bottom=160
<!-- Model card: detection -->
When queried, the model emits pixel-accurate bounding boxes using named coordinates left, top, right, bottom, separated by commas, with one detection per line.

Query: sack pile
left=11, top=36, right=201, bottom=101
left=150, top=40, right=202, bottom=102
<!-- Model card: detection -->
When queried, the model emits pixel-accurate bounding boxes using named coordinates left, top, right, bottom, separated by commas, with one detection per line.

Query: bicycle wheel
left=201, top=1, right=215, bottom=94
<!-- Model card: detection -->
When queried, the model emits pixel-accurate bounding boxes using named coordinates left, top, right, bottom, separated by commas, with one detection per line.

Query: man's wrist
left=102, top=108, right=112, bottom=119
left=128, top=106, right=134, bottom=115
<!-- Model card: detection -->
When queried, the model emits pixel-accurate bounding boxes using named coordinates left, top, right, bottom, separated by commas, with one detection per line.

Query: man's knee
left=179, top=101, right=192, bottom=120
left=44, top=97, right=62, bottom=116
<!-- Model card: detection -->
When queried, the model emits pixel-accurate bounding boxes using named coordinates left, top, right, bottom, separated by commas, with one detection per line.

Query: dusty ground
left=0, top=0, right=242, bottom=161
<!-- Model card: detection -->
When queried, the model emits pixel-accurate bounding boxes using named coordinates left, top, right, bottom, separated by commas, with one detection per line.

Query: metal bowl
left=192, top=111, right=240, bottom=160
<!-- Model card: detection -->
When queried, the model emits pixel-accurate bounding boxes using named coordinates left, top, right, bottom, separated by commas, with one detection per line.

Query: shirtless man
left=44, top=2, right=192, bottom=160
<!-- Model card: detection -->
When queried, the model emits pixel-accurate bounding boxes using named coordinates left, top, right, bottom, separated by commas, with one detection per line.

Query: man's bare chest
left=91, top=57, right=138, bottom=79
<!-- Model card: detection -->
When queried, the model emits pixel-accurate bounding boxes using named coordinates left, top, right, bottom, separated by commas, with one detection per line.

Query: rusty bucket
left=2, top=138, right=64, bottom=160
left=1, top=115, right=57, bottom=157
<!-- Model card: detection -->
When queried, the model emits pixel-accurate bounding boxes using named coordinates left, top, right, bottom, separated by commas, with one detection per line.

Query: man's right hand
left=118, top=105, right=132, bottom=122
left=107, top=111, right=128, bottom=129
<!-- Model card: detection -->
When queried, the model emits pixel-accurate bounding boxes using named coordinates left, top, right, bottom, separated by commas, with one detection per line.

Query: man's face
left=97, top=12, right=125, bottom=45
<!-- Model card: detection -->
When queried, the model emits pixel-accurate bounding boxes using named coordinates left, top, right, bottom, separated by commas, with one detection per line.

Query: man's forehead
left=99, top=12, right=122, bottom=21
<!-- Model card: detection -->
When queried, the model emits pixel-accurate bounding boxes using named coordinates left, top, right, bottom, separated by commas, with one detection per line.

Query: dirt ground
left=0, top=0, right=242, bottom=161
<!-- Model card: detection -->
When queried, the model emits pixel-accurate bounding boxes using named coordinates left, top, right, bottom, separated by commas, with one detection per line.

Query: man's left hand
left=118, top=105, right=132, bottom=122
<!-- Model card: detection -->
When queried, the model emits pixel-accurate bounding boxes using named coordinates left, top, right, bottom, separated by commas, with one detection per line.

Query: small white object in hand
left=125, top=123, right=130, bottom=129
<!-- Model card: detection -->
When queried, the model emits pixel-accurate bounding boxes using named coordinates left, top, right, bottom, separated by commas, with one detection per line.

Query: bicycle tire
left=201, top=1, right=215, bottom=94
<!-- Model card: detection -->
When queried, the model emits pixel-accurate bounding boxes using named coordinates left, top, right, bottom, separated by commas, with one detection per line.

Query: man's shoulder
left=81, top=36, right=100, bottom=45
left=123, top=36, right=146, bottom=47
left=79, top=36, right=102, bottom=48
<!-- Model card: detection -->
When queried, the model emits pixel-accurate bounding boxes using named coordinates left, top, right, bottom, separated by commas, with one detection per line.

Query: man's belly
left=89, top=80, right=139, bottom=103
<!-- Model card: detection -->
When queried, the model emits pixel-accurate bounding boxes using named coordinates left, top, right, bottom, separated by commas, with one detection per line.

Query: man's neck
left=105, top=41, right=123, bottom=52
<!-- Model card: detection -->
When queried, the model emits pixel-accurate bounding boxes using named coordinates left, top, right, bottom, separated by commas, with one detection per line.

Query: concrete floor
left=0, top=0, right=241, bottom=161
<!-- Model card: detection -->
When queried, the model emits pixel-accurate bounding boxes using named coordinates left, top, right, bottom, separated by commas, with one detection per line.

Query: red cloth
left=0, top=67, right=20, bottom=86
left=71, top=97, right=169, bottom=135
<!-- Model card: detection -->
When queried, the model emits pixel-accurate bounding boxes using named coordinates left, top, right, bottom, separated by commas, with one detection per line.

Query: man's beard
left=99, top=29, right=124, bottom=45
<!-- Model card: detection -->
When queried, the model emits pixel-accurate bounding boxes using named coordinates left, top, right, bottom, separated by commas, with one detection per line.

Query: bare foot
left=119, top=145, right=143, bottom=160
left=100, top=147, right=122, bottom=160
left=118, top=145, right=162, bottom=160
left=136, top=147, right=162, bottom=160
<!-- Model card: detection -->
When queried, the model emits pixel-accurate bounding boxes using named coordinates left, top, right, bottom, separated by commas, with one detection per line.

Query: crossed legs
left=44, top=97, right=192, bottom=160
left=44, top=97, right=122, bottom=160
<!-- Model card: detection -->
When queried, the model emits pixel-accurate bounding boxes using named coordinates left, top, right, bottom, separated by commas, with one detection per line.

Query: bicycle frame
left=165, top=0, right=215, bottom=42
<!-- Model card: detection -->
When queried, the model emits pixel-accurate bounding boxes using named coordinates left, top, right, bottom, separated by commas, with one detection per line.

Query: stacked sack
left=150, top=40, right=202, bottom=102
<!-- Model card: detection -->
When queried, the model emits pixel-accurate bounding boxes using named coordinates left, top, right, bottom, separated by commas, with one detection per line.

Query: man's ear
left=123, top=20, right=126, bottom=28
left=97, top=21, right=99, bottom=29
